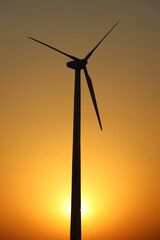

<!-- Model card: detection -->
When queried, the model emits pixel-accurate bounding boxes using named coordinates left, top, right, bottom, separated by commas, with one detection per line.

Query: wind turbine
left=28, top=21, right=119, bottom=240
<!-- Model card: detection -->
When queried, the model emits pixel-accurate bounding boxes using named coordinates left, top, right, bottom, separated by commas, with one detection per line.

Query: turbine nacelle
left=67, top=59, right=88, bottom=70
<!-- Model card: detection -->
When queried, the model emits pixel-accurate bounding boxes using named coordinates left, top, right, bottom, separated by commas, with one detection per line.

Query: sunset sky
left=1, top=1, right=160, bottom=239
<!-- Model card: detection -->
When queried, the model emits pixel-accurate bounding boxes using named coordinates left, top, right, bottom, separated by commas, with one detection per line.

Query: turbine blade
left=84, top=66, right=102, bottom=130
left=85, top=21, right=119, bottom=61
left=27, top=36, right=78, bottom=60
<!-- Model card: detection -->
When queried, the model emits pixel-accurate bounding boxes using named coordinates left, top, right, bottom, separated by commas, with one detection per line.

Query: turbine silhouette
left=28, top=21, right=119, bottom=240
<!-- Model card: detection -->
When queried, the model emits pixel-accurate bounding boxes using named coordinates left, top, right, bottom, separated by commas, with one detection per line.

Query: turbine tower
left=28, top=21, right=119, bottom=240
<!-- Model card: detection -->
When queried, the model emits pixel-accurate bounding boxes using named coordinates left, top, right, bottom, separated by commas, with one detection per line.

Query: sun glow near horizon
left=61, top=196, right=91, bottom=221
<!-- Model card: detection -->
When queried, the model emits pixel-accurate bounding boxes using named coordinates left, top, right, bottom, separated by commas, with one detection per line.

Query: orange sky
left=1, top=1, right=160, bottom=239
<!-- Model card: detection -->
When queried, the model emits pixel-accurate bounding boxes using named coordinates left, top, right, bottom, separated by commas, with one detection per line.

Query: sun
left=62, top=197, right=89, bottom=220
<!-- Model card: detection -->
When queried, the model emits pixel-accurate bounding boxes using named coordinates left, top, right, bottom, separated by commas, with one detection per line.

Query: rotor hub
left=67, top=59, right=88, bottom=70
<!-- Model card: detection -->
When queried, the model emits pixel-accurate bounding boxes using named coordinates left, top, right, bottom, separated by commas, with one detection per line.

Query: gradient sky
left=1, top=1, right=160, bottom=239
